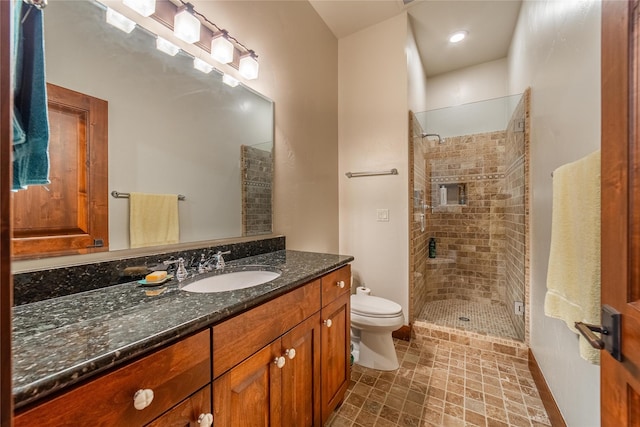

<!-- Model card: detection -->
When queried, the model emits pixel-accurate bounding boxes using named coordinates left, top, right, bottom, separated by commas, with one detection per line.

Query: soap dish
left=138, top=275, right=173, bottom=286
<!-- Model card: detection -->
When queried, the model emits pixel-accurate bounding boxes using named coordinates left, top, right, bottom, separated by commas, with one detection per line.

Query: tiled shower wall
left=503, top=94, right=528, bottom=340
left=424, top=131, right=507, bottom=306
left=241, top=145, right=273, bottom=236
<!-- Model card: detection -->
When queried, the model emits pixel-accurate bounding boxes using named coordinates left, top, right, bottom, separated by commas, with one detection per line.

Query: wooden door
left=601, top=0, right=640, bottom=425
left=146, top=386, right=211, bottom=427
left=281, top=313, right=321, bottom=427
left=11, top=83, right=108, bottom=258
left=320, top=292, right=350, bottom=424
left=213, top=340, right=282, bottom=427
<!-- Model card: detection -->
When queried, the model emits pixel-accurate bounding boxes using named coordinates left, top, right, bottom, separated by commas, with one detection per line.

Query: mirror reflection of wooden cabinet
left=11, top=83, right=108, bottom=259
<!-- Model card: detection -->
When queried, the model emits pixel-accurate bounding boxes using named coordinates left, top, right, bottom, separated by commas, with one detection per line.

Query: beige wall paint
left=508, top=0, right=601, bottom=424
left=425, top=58, right=509, bottom=111
left=407, top=20, right=428, bottom=113
left=339, top=13, right=410, bottom=322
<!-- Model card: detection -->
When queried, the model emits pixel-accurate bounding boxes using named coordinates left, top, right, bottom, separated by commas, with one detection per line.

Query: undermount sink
left=180, top=266, right=281, bottom=293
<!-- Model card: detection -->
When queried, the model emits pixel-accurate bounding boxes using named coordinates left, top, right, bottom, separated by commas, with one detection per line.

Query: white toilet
left=350, top=293, right=404, bottom=371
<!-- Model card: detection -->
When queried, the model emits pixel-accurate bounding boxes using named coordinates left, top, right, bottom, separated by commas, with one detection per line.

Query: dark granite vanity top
left=12, top=250, right=353, bottom=409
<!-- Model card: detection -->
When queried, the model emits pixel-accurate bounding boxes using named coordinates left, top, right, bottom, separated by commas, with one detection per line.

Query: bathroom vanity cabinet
left=14, top=264, right=351, bottom=427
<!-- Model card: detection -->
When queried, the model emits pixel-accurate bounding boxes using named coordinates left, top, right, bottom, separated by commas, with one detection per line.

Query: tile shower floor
left=418, top=300, right=520, bottom=340
left=326, top=338, right=551, bottom=427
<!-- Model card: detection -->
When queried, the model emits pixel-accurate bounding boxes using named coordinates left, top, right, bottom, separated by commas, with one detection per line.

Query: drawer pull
left=285, top=348, right=296, bottom=360
left=336, top=280, right=346, bottom=289
left=323, top=319, right=332, bottom=328
left=133, top=388, right=154, bottom=410
left=198, top=413, right=214, bottom=427
left=274, top=356, right=286, bottom=369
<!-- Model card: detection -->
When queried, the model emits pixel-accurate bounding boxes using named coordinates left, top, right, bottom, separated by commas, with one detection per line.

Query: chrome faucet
left=163, top=257, right=189, bottom=282
left=214, top=250, right=231, bottom=270
left=198, top=253, right=215, bottom=273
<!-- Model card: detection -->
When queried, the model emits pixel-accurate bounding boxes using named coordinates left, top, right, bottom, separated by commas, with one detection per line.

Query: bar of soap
left=145, top=271, right=167, bottom=283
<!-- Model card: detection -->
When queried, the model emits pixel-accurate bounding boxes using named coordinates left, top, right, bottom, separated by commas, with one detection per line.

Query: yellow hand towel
left=544, top=149, right=601, bottom=364
left=129, top=192, right=179, bottom=249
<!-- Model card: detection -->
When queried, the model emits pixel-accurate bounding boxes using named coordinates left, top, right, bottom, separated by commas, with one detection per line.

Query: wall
left=425, top=58, right=509, bottom=111
left=508, top=0, right=601, bottom=425
left=338, top=13, right=410, bottom=322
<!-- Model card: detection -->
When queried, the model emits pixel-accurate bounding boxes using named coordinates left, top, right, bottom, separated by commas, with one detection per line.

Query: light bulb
left=106, top=8, right=136, bottom=34
left=449, top=31, right=468, bottom=43
left=156, top=37, right=179, bottom=56
left=222, top=74, right=239, bottom=87
left=238, top=54, right=259, bottom=80
left=211, top=35, right=234, bottom=64
left=123, top=0, right=155, bottom=17
left=193, top=58, right=213, bottom=74
left=174, top=7, right=200, bottom=44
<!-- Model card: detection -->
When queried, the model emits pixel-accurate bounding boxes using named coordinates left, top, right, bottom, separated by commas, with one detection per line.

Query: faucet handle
left=214, top=250, right=231, bottom=269
left=163, top=257, right=189, bottom=282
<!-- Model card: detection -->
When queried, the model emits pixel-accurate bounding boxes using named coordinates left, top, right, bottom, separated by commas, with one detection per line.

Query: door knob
left=285, top=348, right=296, bottom=360
left=274, top=356, right=286, bottom=368
left=323, top=319, right=332, bottom=328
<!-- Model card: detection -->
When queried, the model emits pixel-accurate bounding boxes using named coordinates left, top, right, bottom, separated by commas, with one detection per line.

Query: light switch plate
left=377, top=209, right=389, bottom=222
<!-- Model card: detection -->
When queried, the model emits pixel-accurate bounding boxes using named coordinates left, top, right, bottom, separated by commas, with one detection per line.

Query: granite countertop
left=12, top=249, right=353, bottom=409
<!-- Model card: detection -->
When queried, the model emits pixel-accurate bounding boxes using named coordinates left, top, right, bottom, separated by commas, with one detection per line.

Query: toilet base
left=355, top=329, right=399, bottom=371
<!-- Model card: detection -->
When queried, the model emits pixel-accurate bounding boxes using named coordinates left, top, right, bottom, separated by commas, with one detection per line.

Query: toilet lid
left=350, top=294, right=403, bottom=318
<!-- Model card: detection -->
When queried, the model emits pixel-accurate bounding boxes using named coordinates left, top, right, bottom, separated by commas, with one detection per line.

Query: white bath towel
left=129, top=192, right=179, bottom=249
left=544, top=149, right=601, bottom=364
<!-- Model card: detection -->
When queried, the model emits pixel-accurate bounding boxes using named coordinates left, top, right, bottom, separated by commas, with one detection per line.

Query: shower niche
left=433, top=182, right=466, bottom=207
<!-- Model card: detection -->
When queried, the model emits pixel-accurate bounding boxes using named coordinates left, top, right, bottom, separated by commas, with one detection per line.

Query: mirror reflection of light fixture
left=222, top=74, right=239, bottom=87
left=122, top=0, right=155, bottom=17
left=106, top=8, right=136, bottom=33
left=239, top=52, right=259, bottom=80
left=211, top=32, right=234, bottom=64
left=156, top=36, right=179, bottom=56
left=174, top=4, right=201, bottom=44
left=193, top=57, right=213, bottom=74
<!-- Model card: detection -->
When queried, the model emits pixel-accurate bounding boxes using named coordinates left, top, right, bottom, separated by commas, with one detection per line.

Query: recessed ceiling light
left=449, top=31, right=468, bottom=43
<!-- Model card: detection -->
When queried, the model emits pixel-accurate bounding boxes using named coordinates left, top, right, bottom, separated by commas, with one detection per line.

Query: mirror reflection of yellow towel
left=129, top=192, right=179, bottom=248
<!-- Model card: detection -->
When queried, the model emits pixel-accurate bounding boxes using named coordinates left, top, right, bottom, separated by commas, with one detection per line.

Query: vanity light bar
left=194, top=57, right=213, bottom=74
left=118, top=0, right=259, bottom=79
left=106, top=8, right=136, bottom=33
left=156, top=36, right=179, bottom=56
left=222, top=74, right=239, bottom=87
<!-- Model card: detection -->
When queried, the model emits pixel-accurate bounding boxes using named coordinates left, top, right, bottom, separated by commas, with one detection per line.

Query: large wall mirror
left=15, top=0, right=274, bottom=262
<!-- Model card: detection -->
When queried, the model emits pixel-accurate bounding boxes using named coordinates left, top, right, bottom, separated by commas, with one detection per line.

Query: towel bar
left=111, top=191, right=186, bottom=201
left=345, top=168, right=398, bottom=178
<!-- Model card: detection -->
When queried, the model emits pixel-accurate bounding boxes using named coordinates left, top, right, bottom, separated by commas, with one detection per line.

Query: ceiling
left=308, top=0, right=522, bottom=77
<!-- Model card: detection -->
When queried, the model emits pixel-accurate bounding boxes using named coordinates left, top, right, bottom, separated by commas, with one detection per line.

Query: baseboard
left=392, top=324, right=411, bottom=341
left=528, top=349, right=567, bottom=427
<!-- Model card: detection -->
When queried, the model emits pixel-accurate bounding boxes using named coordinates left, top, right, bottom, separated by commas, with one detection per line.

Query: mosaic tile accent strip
left=327, top=338, right=550, bottom=427
left=418, top=299, right=520, bottom=341
left=241, top=145, right=273, bottom=236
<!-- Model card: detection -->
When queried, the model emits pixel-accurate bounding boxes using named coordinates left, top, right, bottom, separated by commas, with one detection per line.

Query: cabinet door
left=320, top=292, right=350, bottom=423
left=213, top=341, right=282, bottom=427
left=281, top=313, right=321, bottom=427
left=146, top=386, right=212, bottom=427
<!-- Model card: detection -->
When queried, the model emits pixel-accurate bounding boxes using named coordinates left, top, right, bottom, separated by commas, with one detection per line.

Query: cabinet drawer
left=213, top=280, right=321, bottom=378
left=321, top=265, right=351, bottom=307
left=15, top=330, right=211, bottom=427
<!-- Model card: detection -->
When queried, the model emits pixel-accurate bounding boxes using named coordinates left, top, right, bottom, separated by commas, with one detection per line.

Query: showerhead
left=421, top=133, right=445, bottom=144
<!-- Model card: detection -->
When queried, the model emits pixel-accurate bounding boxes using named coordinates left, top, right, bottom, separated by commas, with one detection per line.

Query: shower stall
left=409, top=90, right=530, bottom=343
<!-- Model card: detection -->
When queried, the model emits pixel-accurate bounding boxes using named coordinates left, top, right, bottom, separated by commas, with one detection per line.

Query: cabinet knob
left=274, top=356, right=286, bottom=368
left=285, top=348, right=296, bottom=360
left=133, top=388, right=154, bottom=410
left=198, top=413, right=214, bottom=427
left=336, top=280, right=345, bottom=289
left=323, top=319, right=333, bottom=328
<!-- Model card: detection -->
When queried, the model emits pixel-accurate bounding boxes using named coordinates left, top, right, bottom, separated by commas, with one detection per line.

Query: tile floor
left=418, top=300, right=520, bottom=341
left=326, top=338, right=551, bottom=427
